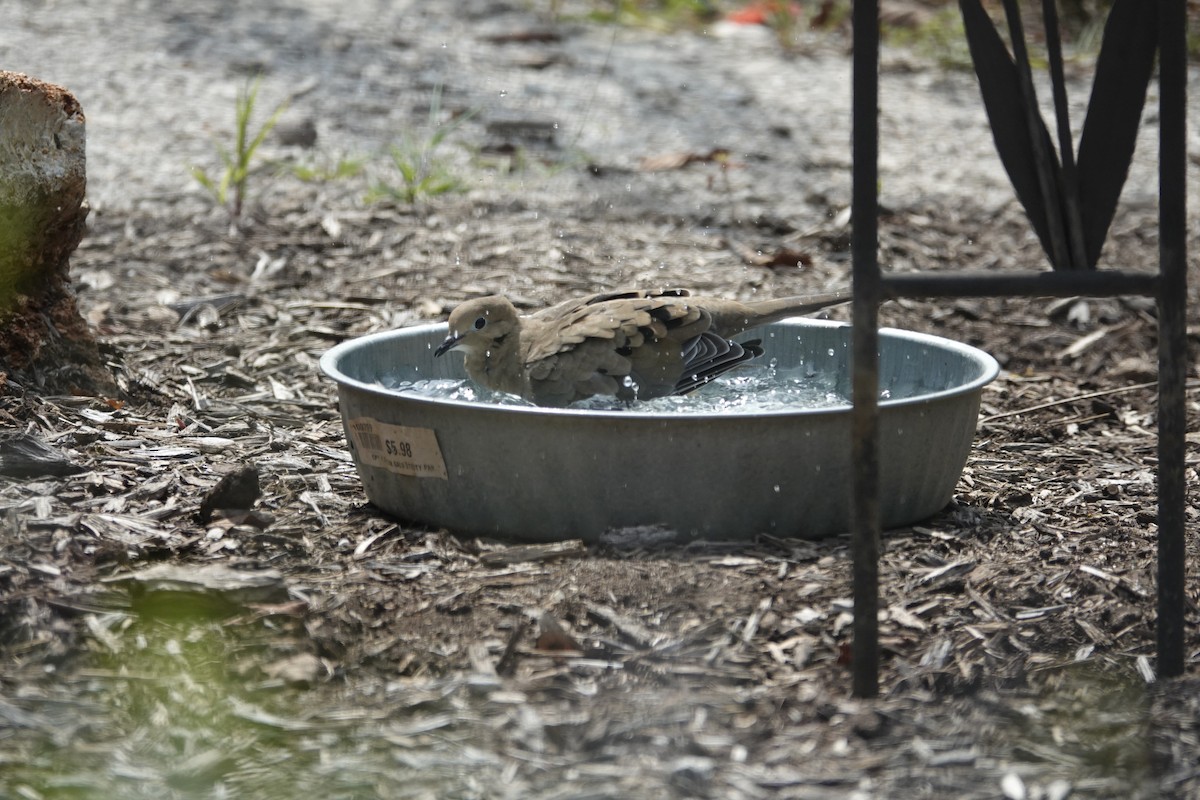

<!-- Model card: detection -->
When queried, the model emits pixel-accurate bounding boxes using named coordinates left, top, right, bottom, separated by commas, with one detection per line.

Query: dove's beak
left=434, top=333, right=461, bottom=358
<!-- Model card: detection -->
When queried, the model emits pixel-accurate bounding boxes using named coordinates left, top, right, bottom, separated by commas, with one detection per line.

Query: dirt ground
left=2, top=1, right=1199, bottom=798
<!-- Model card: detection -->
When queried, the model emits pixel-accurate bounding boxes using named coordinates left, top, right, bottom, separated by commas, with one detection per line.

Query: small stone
left=274, top=116, right=317, bottom=147
left=1000, top=772, right=1026, bottom=800
left=850, top=710, right=889, bottom=740
left=263, top=652, right=326, bottom=687
left=165, top=748, right=235, bottom=791
left=197, top=464, right=261, bottom=523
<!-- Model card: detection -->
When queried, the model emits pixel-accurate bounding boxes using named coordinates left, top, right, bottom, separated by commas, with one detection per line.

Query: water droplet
left=772, top=484, right=781, bottom=493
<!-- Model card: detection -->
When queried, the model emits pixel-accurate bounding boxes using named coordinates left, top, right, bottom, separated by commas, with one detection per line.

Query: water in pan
left=380, top=361, right=859, bottom=413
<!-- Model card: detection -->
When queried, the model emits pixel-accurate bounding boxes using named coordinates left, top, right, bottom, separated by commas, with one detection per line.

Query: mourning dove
left=433, top=288, right=849, bottom=406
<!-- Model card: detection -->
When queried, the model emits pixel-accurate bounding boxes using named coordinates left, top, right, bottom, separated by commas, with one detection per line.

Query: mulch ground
left=2, top=189, right=1197, bottom=799
left=2, top=2, right=1199, bottom=798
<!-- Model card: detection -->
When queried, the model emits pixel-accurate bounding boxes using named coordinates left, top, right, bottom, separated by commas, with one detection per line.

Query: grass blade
left=191, top=167, right=216, bottom=193
left=1076, top=0, right=1158, bottom=268
left=245, top=96, right=289, bottom=164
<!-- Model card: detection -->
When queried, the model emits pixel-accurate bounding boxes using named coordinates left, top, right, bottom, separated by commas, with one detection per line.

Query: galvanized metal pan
left=320, top=319, right=999, bottom=542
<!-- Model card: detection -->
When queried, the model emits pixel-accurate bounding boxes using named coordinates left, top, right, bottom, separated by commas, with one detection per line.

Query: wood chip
left=478, top=539, right=587, bottom=566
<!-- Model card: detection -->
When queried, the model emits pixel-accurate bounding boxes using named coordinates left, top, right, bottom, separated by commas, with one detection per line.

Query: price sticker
left=346, top=418, right=448, bottom=480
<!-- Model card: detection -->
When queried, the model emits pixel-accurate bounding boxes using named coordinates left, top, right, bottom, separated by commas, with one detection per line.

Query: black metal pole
left=882, top=270, right=1158, bottom=299
left=1155, top=0, right=1188, bottom=679
left=851, top=0, right=881, bottom=699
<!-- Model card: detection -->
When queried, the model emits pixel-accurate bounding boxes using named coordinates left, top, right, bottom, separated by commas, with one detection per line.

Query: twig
left=479, top=539, right=587, bottom=567
left=495, top=617, right=530, bottom=677
left=981, top=379, right=1200, bottom=424
left=1055, top=324, right=1119, bottom=360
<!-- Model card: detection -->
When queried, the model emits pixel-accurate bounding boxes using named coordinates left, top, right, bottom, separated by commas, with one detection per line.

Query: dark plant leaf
left=1041, top=0, right=1088, bottom=270
left=1076, top=0, right=1158, bottom=268
left=958, top=0, right=1065, bottom=267
left=999, top=0, right=1074, bottom=269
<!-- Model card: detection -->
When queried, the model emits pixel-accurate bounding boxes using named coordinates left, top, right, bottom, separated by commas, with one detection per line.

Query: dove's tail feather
left=672, top=334, right=764, bottom=395
left=706, top=291, right=850, bottom=336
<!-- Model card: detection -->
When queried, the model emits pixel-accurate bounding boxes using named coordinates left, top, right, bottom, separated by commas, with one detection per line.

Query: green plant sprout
left=288, top=154, right=366, bottom=183
left=884, top=6, right=974, bottom=70
left=582, top=0, right=717, bottom=30
left=368, top=86, right=475, bottom=206
left=191, top=75, right=289, bottom=223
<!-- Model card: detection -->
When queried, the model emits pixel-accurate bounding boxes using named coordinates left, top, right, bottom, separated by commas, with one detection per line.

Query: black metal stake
left=1155, top=0, right=1188, bottom=679
left=847, top=0, right=1187, bottom=695
left=881, top=270, right=1158, bottom=300
left=850, top=0, right=881, bottom=699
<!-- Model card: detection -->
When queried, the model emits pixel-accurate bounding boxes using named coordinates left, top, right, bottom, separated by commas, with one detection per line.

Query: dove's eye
left=473, top=317, right=487, bottom=330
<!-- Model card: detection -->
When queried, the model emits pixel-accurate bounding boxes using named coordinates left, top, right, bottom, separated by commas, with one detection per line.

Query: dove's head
left=435, top=295, right=520, bottom=358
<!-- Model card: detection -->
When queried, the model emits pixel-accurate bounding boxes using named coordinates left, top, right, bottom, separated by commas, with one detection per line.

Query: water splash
left=382, top=364, right=866, bottom=413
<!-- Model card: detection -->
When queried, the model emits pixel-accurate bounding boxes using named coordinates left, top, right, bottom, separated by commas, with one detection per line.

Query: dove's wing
left=518, top=291, right=712, bottom=404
